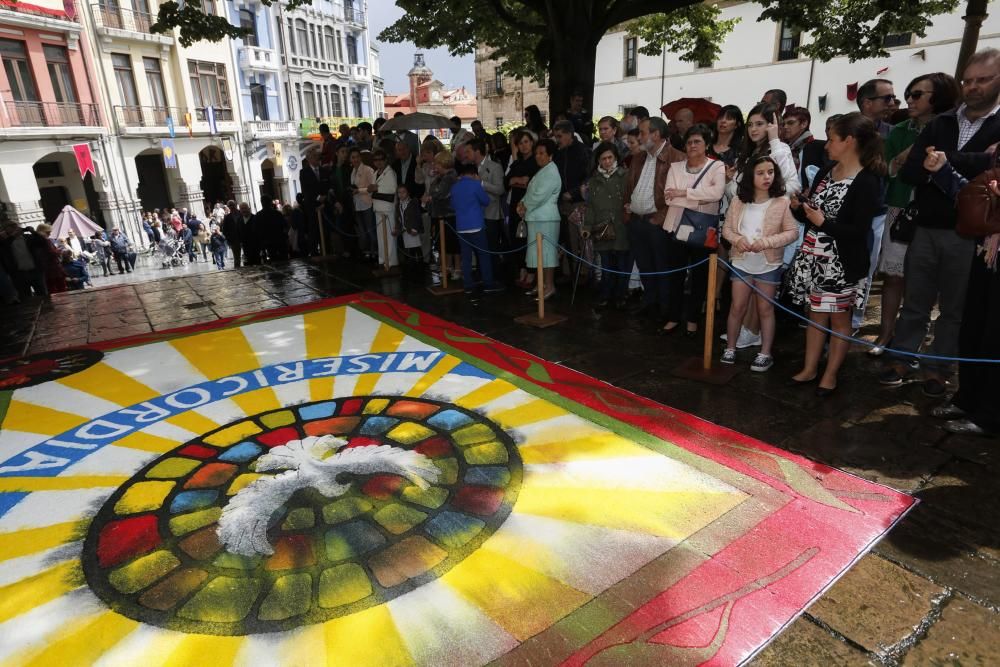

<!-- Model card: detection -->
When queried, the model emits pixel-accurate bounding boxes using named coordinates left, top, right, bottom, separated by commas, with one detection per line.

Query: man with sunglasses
left=857, top=79, right=896, bottom=138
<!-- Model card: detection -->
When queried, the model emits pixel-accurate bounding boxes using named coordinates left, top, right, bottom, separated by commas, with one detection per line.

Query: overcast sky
left=367, top=0, right=476, bottom=94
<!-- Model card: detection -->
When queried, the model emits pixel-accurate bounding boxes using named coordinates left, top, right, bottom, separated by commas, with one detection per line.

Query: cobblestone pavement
left=1, top=257, right=997, bottom=666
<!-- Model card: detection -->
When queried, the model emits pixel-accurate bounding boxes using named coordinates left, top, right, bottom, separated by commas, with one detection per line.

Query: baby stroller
left=158, top=234, right=187, bottom=268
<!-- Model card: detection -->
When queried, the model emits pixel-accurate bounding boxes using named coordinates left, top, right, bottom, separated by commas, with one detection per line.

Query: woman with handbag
left=582, top=142, right=629, bottom=309
left=721, top=156, right=799, bottom=371
left=787, top=112, right=886, bottom=396
left=506, top=130, right=540, bottom=289
left=870, top=72, right=961, bottom=356
left=662, top=124, right=727, bottom=335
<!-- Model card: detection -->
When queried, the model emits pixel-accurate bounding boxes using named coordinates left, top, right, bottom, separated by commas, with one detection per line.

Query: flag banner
left=161, top=138, right=177, bottom=168
left=207, top=106, right=218, bottom=136
left=72, top=143, right=95, bottom=179
left=167, top=115, right=175, bottom=139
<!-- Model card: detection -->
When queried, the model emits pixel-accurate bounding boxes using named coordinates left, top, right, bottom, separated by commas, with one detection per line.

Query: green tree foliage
left=152, top=0, right=967, bottom=111
left=755, top=0, right=962, bottom=62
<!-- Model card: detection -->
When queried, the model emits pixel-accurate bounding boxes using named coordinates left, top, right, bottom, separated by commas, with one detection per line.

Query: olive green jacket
left=583, top=167, right=629, bottom=252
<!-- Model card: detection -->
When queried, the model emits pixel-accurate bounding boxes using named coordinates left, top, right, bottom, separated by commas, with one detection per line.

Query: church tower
left=407, top=53, right=433, bottom=105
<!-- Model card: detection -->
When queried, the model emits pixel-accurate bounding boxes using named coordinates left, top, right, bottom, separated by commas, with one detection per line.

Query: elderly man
left=625, top=117, right=685, bottom=321
left=552, top=120, right=592, bottom=278
left=469, top=138, right=505, bottom=274
left=669, top=108, right=694, bottom=151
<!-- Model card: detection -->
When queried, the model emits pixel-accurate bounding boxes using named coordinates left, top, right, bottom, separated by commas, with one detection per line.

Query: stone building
left=474, top=46, right=549, bottom=131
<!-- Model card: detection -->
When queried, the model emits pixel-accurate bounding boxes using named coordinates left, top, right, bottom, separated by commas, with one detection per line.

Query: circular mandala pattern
left=82, top=396, right=522, bottom=635
left=0, top=349, right=103, bottom=389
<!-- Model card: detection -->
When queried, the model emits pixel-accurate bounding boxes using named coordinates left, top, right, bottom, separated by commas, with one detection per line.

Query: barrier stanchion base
left=372, top=265, right=401, bottom=278
left=671, top=357, right=739, bottom=385
left=427, top=284, right=465, bottom=296
left=515, top=312, right=568, bottom=329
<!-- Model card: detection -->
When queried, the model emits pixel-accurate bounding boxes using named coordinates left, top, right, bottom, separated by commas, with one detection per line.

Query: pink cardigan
left=662, top=159, right=726, bottom=233
left=722, top=196, right=799, bottom=265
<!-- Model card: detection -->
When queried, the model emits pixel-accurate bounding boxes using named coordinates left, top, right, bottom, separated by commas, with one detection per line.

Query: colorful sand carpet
left=0, top=293, right=914, bottom=665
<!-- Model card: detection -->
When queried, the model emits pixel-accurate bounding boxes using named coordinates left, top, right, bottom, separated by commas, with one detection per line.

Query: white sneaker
left=735, top=327, right=762, bottom=349
left=720, top=348, right=736, bottom=365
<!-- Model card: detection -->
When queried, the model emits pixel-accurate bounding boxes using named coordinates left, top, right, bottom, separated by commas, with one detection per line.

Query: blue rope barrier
left=542, top=236, right=709, bottom=276
left=442, top=220, right=537, bottom=255
left=719, top=257, right=1000, bottom=365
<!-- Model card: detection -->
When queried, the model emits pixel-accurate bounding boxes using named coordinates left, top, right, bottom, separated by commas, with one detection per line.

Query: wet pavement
left=1, top=257, right=998, bottom=665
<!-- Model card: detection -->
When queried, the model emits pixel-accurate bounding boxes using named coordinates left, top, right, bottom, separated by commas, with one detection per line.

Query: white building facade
left=595, top=3, right=1000, bottom=133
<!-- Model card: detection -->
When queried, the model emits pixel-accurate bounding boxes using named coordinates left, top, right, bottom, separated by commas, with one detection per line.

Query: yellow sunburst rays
left=351, top=322, right=407, bottom=397
left=170, top=326, right=282, bottom=416
left=303, top=307, right=347, bottom=401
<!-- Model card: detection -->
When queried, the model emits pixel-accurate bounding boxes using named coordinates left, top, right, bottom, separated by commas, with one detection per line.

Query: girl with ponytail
left=786, top=112, right=885, bottom=396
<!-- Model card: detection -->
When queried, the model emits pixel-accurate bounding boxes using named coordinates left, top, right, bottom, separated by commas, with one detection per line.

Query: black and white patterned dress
left=787, top=175, right=868, bottom=313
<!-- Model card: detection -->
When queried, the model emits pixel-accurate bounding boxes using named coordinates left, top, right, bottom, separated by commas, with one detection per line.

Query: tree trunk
left=544, top=5, right=601, bottom=126
left=956, top=0, right=990, bottom=79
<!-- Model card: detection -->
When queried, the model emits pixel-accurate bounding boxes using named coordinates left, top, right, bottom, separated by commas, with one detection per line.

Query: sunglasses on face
left=867, top=94, right=898, bottom=104
left=905, top=90, right=931, bottom=100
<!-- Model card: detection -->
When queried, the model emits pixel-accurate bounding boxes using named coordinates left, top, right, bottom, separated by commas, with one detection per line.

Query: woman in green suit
left=517, top=138, right=562, bottom=300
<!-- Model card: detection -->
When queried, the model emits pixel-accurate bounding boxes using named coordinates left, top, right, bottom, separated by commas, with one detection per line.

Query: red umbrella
left=660, top=98, right=723, bottom=124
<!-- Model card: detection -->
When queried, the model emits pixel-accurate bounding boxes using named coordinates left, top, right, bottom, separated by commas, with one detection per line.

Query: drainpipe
left=659, top=45, right=666, bottom=115
left=805, top=57, right=816, bottom=117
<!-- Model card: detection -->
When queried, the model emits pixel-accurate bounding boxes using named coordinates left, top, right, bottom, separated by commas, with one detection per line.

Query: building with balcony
left=228, top=0, right=297, bottom=205
left=78, top=0, right=254, bottom=230
left=0, top=0, right=110, bottom=229
left=474, top=47, right=549, bottom=132
left=275, top=0, right=377, bottom=134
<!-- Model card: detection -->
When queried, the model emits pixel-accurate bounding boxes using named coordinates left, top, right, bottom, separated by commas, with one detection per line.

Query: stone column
left=98, top=192, right=146, bottom=248
left=177, top=182, right=208, bottom=219
left=3, top=200, right=46, bottom=227
left=273, top=177, right=290, bottom=205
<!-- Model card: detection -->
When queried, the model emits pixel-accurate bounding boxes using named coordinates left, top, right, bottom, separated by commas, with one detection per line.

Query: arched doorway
left=135, top=149, right=172, bottom=212
left=260, top=158, right=275, bottom=203
left=199, top=146, right=231, bottom=209
left=33, top=151, right=95, bottom=223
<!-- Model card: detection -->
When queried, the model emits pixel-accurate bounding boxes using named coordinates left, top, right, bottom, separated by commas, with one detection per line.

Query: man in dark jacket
left=881, top=48, right=1000, bottom=397
left=221, top=199, right=244, bottom=267
left=300, top=151, right=325, bottom=256
left=255, top=198, right=289, bottom=263
left=552, top=120, right=592, bottom=277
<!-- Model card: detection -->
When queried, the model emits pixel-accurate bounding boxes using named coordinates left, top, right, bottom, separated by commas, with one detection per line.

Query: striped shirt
left=629, top=142, right=666, bottom=215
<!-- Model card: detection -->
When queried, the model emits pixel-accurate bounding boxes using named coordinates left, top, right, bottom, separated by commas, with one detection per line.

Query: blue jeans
left=212, top=249, right=226, bottom=269
left=458, top=229, right=494, bottom=290
left=598, top=250, right=630, bottom=301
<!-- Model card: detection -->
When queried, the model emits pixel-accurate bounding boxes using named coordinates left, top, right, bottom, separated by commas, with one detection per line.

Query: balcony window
left=352, top=90, right=362, bottom=117
left=325, top=27, right=336, bottom=63
left=346, top=35, right=357, bottom=65
left=240, top=9, right=257, bottom=47
left=201, top=0, right=217, bottom=16
left=296, top=20, right=308, bottom=58
left=777, top=21, right=801, bottom=61
left=494, top=66, right=503, bottom=94
left=188, top=59, right=232, bottom=120
left=0, top=39, right=39, bottom=102
left=624, top=37, right=637, bottom=78
left=250, top=82, right=268, bottom=120
left=332, top=84, right=342, bottom=116
left=144, top=57, right=167, bottom=108
left=336, top=31, right=344, bottom=61
left=303, top=82, right=316, bottom=118
left=495, top=117, right=503, bottom=129
left=111, top=53, right=139, bottom=106
left=44, top=45, right=77, bottom=104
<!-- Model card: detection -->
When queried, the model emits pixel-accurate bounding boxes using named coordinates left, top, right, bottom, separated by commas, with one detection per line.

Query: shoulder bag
left=956, top=166, right=1000, bottom=238
left=674, top=162, right=721, bottom=250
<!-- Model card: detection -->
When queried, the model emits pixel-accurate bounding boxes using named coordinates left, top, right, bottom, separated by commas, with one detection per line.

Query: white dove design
left=217, top=434, right=441, bottom=557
